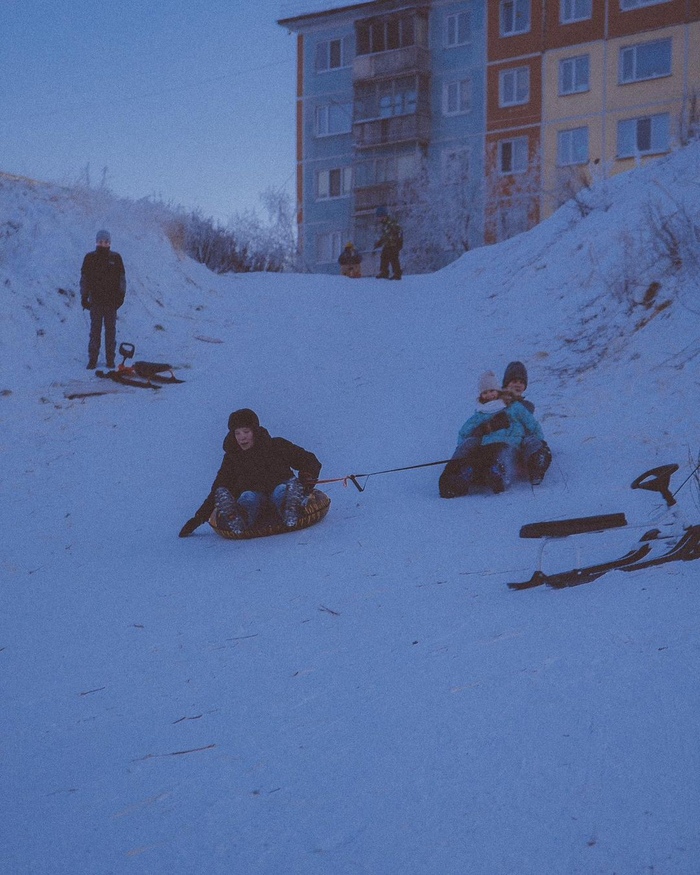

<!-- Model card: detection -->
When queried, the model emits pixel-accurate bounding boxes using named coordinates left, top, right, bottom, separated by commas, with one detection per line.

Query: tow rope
left=315, top=457, right=453, bottom=492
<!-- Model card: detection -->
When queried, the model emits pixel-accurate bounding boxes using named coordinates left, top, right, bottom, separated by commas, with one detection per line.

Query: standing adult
left=374, top=206, right=403, bottom=280
left=80, top=230, right=126, bottom=369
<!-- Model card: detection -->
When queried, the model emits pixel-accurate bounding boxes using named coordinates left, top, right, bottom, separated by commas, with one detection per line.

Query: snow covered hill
left=1, top=148, right=700, bottom=874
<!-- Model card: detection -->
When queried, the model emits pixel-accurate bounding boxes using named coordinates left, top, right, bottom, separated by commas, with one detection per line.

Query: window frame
left=315, top=35, right=353, bottom=72
left=617, top=113, right=671, bottom=157
left=443, top=78, right=472, bottom=116
left=500, top=0, right=531, bottom=37
left=499, top=66, right=530, bottom=107
left=619, top=38, right=672, bottom=84
left=315, top=230, right=344, bottom=264
left=445, top=11, right=471, bottom=47
left=315, top=102, right=353, bottom=137
left=498, top=136, right=529, bottom=174
left=620, top=0, right=670, bottom=10
left=317, top=166, right=353, bottom=200
left=560, top=0, right=592, bottom=23
left=557, top=126, right=590, bottom=166
left=559, top=54, right=590, bottom=95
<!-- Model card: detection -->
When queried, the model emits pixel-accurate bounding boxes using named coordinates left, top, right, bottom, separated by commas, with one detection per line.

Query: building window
left=317, top=167, right=352, bottom=199
left=619, top=39, right=672, bottom=84
left=316, top=231, right=343, bottom=263
left=559, top=55, right=590, bottom=94
left=443, top=78, right=472, bottom=115
left=315, top=35, right=353, bottom=72
left=315, top=103, right=352, bottom=136
left=499, top=136, right=528, bottom=173
left=620, top=0, right=670, bottom=9
left=357, top=14, right=416, bottom=55
left=442, top=147, right=470, bottom=184
left=560, top=0, right=592, bottom=22
left=499, top=67, right=530, bottom=107
left=617, top=113, right=670, bottom=156
left=355, top=78, right=418, bottom=121
left=557, top=127, right=589, bottom=165
left=500, top=0, right=530, bottom=36
left=446, top=11, right=470, bottom=47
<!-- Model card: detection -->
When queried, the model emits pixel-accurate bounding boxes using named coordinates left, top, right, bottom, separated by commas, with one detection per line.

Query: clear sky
left=1, top=1, right=298, bottom=223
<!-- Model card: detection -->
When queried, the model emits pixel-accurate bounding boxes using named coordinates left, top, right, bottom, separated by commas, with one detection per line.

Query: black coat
left=80, top=248, right=126, bottom=308
left=194, top=426, right=321, bottom=521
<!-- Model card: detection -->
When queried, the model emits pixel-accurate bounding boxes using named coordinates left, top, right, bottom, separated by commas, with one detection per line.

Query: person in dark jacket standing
left=178, top=408, right=322, bottom=537
left=374, top=206, right=403, bottom=280
left=80, top=229, right=126, bottom=369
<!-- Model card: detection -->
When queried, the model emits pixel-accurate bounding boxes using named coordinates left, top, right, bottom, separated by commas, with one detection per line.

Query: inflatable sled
left=209, top=489, right=331, bottom=540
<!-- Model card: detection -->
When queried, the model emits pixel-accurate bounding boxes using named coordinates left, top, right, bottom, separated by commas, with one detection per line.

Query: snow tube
left=209, top=489, right=331, bottom=540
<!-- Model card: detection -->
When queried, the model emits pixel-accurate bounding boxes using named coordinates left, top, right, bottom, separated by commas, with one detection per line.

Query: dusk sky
left=1, top=1, right=299, bottom=223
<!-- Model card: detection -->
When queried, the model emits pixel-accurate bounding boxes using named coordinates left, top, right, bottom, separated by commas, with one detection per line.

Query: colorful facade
left=279, top=0, right=700, bottom=271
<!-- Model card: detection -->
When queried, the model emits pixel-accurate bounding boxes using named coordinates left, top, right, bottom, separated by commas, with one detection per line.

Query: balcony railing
left=353, top=45, right=430, bottom=81
left=353, top=182, right=398, bottom=213
left=353, top=113, right=430, bottom=149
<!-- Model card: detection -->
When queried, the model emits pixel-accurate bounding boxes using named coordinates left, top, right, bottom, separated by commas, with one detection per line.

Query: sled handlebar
left=631, top=464, right=679, bottom=507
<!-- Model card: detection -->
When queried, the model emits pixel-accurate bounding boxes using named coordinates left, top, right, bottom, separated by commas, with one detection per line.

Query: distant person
left=80, top=230, right=126, bottom=369
left=179, top=408, right=322, bottom=537
left=338, top=242, right=363, bottom=278
left=374, top=206, right=403, bottom=280
left=500, top=360, right=552, bottom=485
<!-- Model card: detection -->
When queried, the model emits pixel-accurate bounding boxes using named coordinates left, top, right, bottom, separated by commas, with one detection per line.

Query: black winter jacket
left=194, top=426, right=322, bottom=522
left=80, top=248, right=126, bottom=308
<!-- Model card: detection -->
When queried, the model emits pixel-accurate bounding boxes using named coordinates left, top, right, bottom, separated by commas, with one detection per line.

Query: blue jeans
left=88, top=303, right=117, bottom=365
left=237, top=483, right=289, bottom=526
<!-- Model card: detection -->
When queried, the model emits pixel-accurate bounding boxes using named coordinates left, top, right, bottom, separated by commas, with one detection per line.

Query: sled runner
left=509, top=464, right=700, bottom=590
left=209, top=489, right=331, bottom=540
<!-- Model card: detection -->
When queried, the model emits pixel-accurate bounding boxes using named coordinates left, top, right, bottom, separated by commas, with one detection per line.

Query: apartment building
left=279, top=0, right=700, bottom=272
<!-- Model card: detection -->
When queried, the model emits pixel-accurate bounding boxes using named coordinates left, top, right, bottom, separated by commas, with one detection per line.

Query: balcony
left=353, top=45, right=431, bottom=81
left=353, top=113, right=430, bottom=149
left=353, top=182, right=398, bottom=213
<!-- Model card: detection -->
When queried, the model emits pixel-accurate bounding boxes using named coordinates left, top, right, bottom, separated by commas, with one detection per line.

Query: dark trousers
left=379, top=246, right=402, bottom=278
left=88, top=304, right=117, bottom=365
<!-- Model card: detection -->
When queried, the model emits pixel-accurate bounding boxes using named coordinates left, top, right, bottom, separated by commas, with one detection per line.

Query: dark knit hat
left=96, top=229, right=111, bottom=244
left=228, top=408, right=260, bottom=431
left=502, top=361, right=528, bottom=389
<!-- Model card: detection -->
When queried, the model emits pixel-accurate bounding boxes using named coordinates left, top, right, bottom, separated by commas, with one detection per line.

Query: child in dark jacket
left=179, top=409, right=321, bottom=536
left=500, top=360, right=552, bottom=485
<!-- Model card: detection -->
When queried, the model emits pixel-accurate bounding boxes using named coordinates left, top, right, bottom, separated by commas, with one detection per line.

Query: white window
left=317, top=167, right=352, bottom=199
left=499, top=136, right=528, bottom=173
left=557, top=127, right=589, bottom=165
left=619, top=39, right=672, bottom=84
left=316, top=231, right=343, bottom=263
left=315, top=103, right=352, bottom=136
left=500, top=0, right=530, bottom=36
left=446, top=11, right=471, bottom=47
left=617, top=113, right=670, bottom=157
left=315, top=35, right=353, bottom=72
left=499, top=67, right=530, bottom=106
left=559, top=55, right=590, bottom=94
left=442, top=147, right=470, bottom=184
left=443, top=78, right=472, bottom=115
left=620, top=0, right=670, bottom=9
left=560, top=0, right=592, bottom=22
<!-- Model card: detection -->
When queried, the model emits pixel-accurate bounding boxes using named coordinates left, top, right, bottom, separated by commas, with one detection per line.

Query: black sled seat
left=519, top=513, right=628, bottom=539
left=209, top=490, right=331, bottom=540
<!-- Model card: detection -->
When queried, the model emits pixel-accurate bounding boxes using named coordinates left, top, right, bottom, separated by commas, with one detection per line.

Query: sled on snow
left=509, top=464, right=700, bottom=590
left=209, top=489, right=331, bottom=541
left=95, top=342, right=184, bottom=389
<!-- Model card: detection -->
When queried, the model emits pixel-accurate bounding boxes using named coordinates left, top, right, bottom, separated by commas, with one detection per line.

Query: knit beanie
left=477, top=370, right=500, bottom=396
left=502, top=360, right=528, bottom=389
left=96, top=229, right=111, bottom=244
left=228, top=408, right=260, bottom=431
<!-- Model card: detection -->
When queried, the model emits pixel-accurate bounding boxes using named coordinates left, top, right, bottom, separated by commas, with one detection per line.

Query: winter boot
left=215, top=487, right=245, bottom=535
left=488, top=461, right=508, bottom=494
left=528, top=445, right=552, bottom=486
left=282, top=478, right=305, bottom=528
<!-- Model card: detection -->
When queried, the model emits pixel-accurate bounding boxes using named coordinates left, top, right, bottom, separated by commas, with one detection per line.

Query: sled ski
left=509, top=464, right=700, bottom=590
left=96, top=369, right=161, bottom=390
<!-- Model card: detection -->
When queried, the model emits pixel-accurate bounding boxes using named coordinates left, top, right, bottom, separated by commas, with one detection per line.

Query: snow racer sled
left=509, top=463, right=700, bottom=589
left=209, top=489, right=331, bottom=541
left=96, top=342, right=184, bottom=389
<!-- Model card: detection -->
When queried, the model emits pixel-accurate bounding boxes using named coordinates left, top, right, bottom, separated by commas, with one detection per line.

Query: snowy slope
left=1, top=149, right=700, bottom=875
